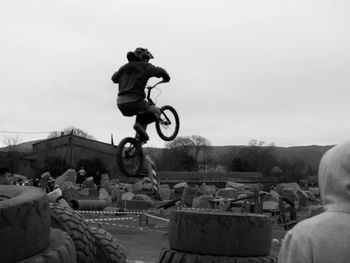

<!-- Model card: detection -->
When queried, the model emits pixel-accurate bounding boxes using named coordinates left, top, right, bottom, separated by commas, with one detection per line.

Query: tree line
left=152, top=137, right=317, bottom=182
left=1, top=127, right=317, bottom=182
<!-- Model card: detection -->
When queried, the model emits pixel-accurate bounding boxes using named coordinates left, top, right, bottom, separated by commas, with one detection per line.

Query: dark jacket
left=112, top=61, right=170, bottom=104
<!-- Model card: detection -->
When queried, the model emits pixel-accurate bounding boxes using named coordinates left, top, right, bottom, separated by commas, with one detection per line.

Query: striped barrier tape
left=179, top=207, right=221, bottom=212
left=77, top=210, right=145, bottom=215
left=143, top=213, right=170, bottom=223
left=85, top=217, right=134, bottom=222
left=95, top=222, right=145, bottom=230
left=127, top=260, right=155, bottom=263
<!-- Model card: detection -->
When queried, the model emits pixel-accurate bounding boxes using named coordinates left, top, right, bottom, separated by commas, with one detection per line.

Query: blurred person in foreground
left=278, top=141, right=350, bottom=263
left=0, top=167, right=12, bottom=185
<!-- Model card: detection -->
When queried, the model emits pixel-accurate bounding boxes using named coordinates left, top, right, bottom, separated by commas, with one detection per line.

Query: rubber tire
left=168, top=210, right=272, bottom=257
left=49, top=203, right=96, bottom=263
left=18, top=228, right=77, bottom=263
left=116, top=137, right=144, bottom=177
left=158, top=248, right=277, bottom=263
left=0, top=185, right=50, bottom=263
left=89, top=226, right=127, bottom=263
left=156, top=105, right=180, bottom=141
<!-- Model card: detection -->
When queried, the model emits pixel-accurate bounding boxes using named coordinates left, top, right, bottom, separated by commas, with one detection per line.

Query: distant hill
left=145, top=144, right=334, bottom=169
left=274, top=145, right=333, bottom=168
left=1, top=139, right=333, bottom=169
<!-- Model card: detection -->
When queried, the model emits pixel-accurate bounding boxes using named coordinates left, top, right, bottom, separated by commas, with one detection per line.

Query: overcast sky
left=1, top=0, right=349, bottom=148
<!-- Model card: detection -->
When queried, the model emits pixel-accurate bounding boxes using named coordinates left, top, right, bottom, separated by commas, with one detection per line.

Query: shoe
left=133, top=123, right=149, bottom=142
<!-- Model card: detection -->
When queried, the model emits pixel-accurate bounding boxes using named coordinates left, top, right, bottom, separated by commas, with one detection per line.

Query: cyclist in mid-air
left=112, top=47, right=170, bottom=142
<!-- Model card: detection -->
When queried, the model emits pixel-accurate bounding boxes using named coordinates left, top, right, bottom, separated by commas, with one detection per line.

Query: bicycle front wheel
left=156, top=105, right=180, bottom=141
left=116, top=137, right=144, bottom=177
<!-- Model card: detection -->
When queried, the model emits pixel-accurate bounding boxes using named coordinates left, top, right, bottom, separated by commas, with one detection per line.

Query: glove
left=163, top=75, right=170, bottom=82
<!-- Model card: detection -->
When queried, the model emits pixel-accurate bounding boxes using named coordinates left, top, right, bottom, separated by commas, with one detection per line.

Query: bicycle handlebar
left=146, top=80, right=165, bottom=90
left=146, top=80, right=165, bottom=104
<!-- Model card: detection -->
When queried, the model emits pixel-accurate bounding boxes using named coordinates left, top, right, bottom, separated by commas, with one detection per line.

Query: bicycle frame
left=146, top=80, right=164, bottom=106
left=145, top=81, right=173, bottom=125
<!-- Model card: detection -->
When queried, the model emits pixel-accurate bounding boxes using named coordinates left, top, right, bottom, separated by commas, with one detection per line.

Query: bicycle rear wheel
left=116, top=137, right=144, bottom=177
left=156, top=105, right=180, bottom=141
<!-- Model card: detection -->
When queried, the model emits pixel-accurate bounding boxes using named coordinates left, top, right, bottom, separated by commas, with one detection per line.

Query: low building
left=19, top=134, right=120, bottom=179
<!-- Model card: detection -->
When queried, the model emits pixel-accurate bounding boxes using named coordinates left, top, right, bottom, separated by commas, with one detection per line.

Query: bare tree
left=238, top=139, right=277, bottom=176
left=164, top=135, right=212, bottom=171
left=47, top=126, right=95, bottom=140
left=2, top=135, right=22, bottom=173
left=2, top=135, right=22, bottom=151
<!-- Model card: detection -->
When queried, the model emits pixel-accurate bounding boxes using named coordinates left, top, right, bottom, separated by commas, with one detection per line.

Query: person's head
left=318, top=141, right=350, bottom=212
left=127, top=47, right=154, bottom=63
left=0, top=167, right=12, bottom=185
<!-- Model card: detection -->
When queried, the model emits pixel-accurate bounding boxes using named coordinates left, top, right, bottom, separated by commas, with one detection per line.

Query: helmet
left=127, top=47, right=154, bottom=62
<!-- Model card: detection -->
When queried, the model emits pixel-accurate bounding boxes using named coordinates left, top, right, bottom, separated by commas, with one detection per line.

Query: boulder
left=121, top=184, right=133, bottom=192
left=309, top=187, right=320, bottom=196
left=109, top=179, right=120, bottom=186
left=111, top=188, right=124, bottom=202
left=133, top=180, right=143, bottom=194
left=142, top=182, right=153, bottom=191
left=82, top=177, right=95, bottom=188
left=47, top=188, right=63, bottom=203
left=88, top=187, right=99, bottom=198
left=181, top=186, right=201, bottom=207
left=225, top=181, right=245, bottom=191
left=159, top=184, right=171, bottom=200
left=276, top=183, right=306, bottom=204
left=79, top=188, right=90, bottom=197
left=100, top=173, right=110, bottom=189
left=121, top=192, right=135, bottom=201
left=296, top=189, right=309, bottom=206
left=170, top=190, right=182, bottom=201
left=192, top=195, right=213, bottom=209
left=277, top=182, right=301, bottom=191
left=99, top=188, right=112, bottom=203
left=199, top=183, right=216, bottom=195
left=62, top=188, right=80, bottom=201
left=262, top=190, right=280, bottom=203
left=142, top=177, right=152, bottom=184
left=54, top=169, right=77, bottom=186
left=269, top=190, right=280, bottom=200
left=132, top=194, right=153, bottom=203
left=280, top=188, right=299, bottom=203
left=263, top=201, right=279, bottom=210
left=173, top=182, right=188, bottom=194
left=304, top=191, right=316, bottom=201
left=60, top=181, right=80, bottom=191
left=216, top=188, right=239, bottom=199
left=41, top=171, right=51, bottom=179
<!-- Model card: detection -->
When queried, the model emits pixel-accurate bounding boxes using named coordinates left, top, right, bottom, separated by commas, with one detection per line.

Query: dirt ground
left=85, top=207, right=305, bottom=262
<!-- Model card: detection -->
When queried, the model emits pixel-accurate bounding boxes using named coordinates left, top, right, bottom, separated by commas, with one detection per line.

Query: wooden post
left=139, top=214, right=143, bottom=227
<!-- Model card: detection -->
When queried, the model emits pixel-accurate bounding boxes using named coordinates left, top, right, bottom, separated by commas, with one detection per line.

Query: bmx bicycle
left=116, top=81, right=180, bottom=177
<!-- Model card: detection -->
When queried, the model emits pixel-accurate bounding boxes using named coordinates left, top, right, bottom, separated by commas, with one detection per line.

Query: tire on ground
left=49, top=203, right=96, bottom=263
left=18, top=228, right=77, bottom=263
left=168, top=210, right=272, bottom=257
left=0, top=185, right=50, bottom=263
left=158, top=248, right=277, bottom=263
left=89, top=226, right=127, bottom=263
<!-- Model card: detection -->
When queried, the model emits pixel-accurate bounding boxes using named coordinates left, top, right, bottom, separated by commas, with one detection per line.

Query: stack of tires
left=0, top=185, right=127, bottom=263
left=159, top=210, right=277, bottom=263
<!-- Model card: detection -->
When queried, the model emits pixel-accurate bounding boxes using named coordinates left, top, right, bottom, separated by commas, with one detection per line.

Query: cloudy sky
left=1, top=0, right=349, bottom=148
